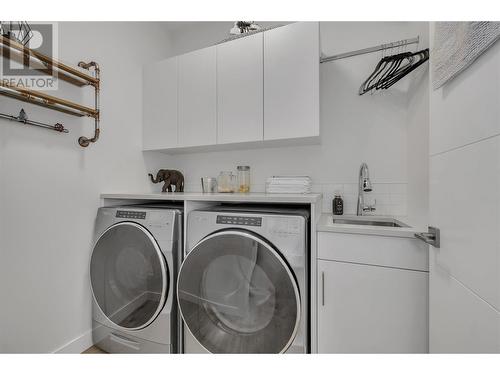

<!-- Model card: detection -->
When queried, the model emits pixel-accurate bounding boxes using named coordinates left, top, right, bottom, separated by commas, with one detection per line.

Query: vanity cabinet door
left=318, top=259, right=428, bottom=353
left=142, top=57, right=178, bottom=150
left=264, top=22, right=320, bottom=141
left=178, top=46, right=217, bottom=147
left=217, top=32, right=263, bottom=144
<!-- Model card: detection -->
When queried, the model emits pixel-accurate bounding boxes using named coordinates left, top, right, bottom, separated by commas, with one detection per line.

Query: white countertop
left=317, top=213, right=423, bottom=238
left=101, top=192, right=322, bottom=204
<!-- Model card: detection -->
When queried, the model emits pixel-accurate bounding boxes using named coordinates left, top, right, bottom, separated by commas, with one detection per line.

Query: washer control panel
left=116, top=210, right=147, bottom=220
left=216, top=215, right=262, bottom=227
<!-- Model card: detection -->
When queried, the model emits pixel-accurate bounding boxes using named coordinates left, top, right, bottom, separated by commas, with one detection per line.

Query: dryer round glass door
left=90, top=222, right=168, bottom=330
left=177, top=230, right=300, bottom=353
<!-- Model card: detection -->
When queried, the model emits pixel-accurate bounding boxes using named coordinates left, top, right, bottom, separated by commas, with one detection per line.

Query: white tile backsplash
left=389, top=183, right=407, bottom=195
left=319, top=182, right=407, bottom=216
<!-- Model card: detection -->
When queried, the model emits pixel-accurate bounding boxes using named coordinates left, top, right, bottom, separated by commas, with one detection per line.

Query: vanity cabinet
left=317, top=231, right=429, bottom=353
left=264, top=22, right=320, bottom=141
left=216, top=32, right=263, bottom=144
left=142, top=57, right=178, bottom=150
left=178, top=46, right=217, bottom=147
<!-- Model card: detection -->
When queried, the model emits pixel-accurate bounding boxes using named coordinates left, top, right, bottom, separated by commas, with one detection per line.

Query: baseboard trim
left=53, top=329, right=93, bottom=354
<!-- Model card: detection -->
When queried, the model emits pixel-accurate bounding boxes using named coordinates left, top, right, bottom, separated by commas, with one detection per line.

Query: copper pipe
left=0, top=81, right=98, bottom=117
left=77, top=61, right=100, bottom=147
left=0, top=35, right=98, bottom=86
left=0, top=35, right=101, bottom=147
left=0, top=45, right=87, bottom=87
left=0, top=87, right=86, bottom=117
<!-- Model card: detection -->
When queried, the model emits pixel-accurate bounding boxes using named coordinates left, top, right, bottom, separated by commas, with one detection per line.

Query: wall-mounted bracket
left=415, top=226, right=440, bottom=248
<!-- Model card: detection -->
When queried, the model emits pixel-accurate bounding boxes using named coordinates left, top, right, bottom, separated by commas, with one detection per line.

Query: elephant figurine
left=148, top=169, right=184, bottom=192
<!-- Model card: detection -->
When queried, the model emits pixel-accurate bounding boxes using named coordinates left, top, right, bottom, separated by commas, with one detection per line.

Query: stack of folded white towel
left=266, top=176, right=312, bottom=194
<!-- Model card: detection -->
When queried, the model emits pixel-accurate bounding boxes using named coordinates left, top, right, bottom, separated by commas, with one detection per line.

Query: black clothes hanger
left=358, top=48, right=407, bottom=95
left=374, top=51, right=415, bottom=90
left=359, top=51, right=412, bottom=95
left=358, top=57, right=391, bottom=95
left=358, top=48, right=429, bottom=95
left=379, top=49, right=429, bottom=90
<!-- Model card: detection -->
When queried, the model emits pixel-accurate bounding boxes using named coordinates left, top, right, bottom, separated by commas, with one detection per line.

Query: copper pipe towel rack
left=0, top=35, right=100, bottom=147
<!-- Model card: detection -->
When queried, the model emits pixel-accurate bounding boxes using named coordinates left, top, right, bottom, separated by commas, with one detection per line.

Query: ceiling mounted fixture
left=229, top=21, right=262, bottom=35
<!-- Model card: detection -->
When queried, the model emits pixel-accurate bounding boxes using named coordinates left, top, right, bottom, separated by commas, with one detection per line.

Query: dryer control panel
left=216, top=215, right=262, bottom=227
left=116, top=210, right=147, bottom=220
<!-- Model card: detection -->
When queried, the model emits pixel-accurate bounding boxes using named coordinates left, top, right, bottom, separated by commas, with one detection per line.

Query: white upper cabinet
left=217, top=32, right=264, bottom=144
left=142, top=57, right=178, bottom=150
left=264, top=22, right=320, bottom=141
left=142, top=22, right=320, bottom=152
left=178, top=46, right=217, bottom=147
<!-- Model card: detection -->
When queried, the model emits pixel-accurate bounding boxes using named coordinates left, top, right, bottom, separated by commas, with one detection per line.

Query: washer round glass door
left=178, top=230, right=300, bottom=353
left=90, top=222, right=168, bottom=330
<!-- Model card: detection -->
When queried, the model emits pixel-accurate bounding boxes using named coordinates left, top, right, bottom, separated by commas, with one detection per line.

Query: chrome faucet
left=357, top=163, right=376, bottom=216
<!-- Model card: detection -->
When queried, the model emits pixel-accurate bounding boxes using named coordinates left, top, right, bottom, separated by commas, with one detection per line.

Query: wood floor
left=82, top=345, right=107, bottom=354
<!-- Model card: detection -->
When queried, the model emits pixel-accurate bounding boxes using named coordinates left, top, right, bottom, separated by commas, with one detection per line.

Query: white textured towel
left=432, top=22, right=500, bottom=89
left=266, top=176, right=312, bottom=194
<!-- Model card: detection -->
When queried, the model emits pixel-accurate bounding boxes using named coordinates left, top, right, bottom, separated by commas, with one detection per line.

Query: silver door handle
left=415, top=226, right=440, bottom=248
left=321, top=271, right=325, bottom=306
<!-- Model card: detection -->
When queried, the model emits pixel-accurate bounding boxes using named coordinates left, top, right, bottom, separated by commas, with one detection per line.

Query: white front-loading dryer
left=178, top=206, right=309, bottom=354
left=90, top=205, right=182, bottom=353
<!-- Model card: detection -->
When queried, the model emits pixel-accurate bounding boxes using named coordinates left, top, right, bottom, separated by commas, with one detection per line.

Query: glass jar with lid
left=217, top=171, right=236, bottom=193
left=237, top=166, right=250, bottom=193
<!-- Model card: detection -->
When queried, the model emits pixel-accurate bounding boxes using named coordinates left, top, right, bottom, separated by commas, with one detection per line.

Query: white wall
left=429, top=23, right=500, bottom=352
left=0, top=22, right=172, bottom=353
left=406, top=23, right=430, bottom=228
left=406, top=74, right=429, bottom=228
left=163, top=22, right=429, bottom=216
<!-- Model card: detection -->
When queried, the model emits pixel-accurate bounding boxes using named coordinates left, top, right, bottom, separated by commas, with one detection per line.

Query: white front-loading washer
left=178, top=205, right=309, bottom=354
left=90, top=205, right=182, bottom=353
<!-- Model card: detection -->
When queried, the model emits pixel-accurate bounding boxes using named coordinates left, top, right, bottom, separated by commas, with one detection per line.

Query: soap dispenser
left=333, top=192, right=344, bottom=215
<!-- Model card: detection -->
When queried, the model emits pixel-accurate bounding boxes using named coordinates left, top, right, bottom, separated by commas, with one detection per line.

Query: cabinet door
left=217, top=32, right=263, bottom=144
left=142, top=57, right=178, bottom=150
left=264, top=22, right=320, bottom=141
left=318, top=259, right=428, bottom=353
left=178, top=46, right=217, bottom=147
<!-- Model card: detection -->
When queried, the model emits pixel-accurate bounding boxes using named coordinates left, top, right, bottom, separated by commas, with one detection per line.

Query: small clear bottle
left=237, top=166, right=251, bottom=193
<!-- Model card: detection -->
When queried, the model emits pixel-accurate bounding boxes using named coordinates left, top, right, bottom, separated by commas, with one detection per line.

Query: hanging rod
left=320, top=36, right=419, bottom=63
left=0, top=108, right=68, bottom=133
